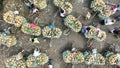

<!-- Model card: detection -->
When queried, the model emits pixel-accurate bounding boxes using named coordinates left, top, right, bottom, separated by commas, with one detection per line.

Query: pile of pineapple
left=98, top=8, right=112, bottom=19
left=91, top=0, right=106, bottom=12
left=21, top=23, right=41, bottom=36
left=53, top=0, right=64, bottom=6
left=0, top=33, right=17, bottom=47
left=85, top=26, right=97, bottom=38
left=105, top=52, right=120, bottom=65
left=26, top=53, right=49, bottom=67
left=3, top=11, right=27, bottom=27
left=5, top=52, right=26, bottom=68
left=62, top=49, right=84, bottom=63
left=84, top=26, right=106, bottom=41
left=91, top=0, right=113, bottom=19
left=95, top=30, right=106, bottom=41
left=60, top=2, right=73, bottom=14
left=84, top=49, right=105, bottom=65
left=64, top=15, right=82, bottom=32
left=84, top=54, right=94, bottom=65
left=29, top=0, right=47, bottom=9
left=42, top=26, right=62, bottom=38
left=53, top=0, right=73, bottom=14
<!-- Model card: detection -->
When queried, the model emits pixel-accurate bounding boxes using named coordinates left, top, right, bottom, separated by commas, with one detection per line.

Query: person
left=3, top=27, right=11, bottom=34
left=13, top=11, right=19, bottom=18
left=111, top=26, right=120, bottom=35
left=32, top=7, right=39, bottom=14
left=33, top=49, right=41, bottom=57
left=0, top=0, right=3, bottom=10
left=99, top=18, right=116, bottom=25
left=29, top=36, right=40, bottom=43
left=30, top=4, right=39, bottom=14
left=14, top=11, right=19, bottom=15
left=106, top=2, right=117, bottom=14
left=2, top=33, right=7, bottom=38
left=117, top=4, right=120, bottom=11
left=60, top=9, right=66, bottom=18
left=81, top=26, right=91, bottom=34
left=115, top=15, right=120, bottom=21
left=49, top=24, right=55, bottom=29
left=24, top=0, right=40, bottom=14
left=85, top=12, right=91, bottom=20
left=24, top=0, right=32, bottom=9
left=48, top=59, right=53, bottom=68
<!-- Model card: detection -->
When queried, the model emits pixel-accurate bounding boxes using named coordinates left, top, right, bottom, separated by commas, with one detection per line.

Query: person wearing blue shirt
left=49, top=25, right=55, bottom=29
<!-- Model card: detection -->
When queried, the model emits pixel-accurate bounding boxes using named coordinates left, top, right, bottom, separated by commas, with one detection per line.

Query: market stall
left=26, top=49, right=49, bottom=67
left=42, top=25, right=62, bottom=38
left=62, top=48, right=84, bottom=64
left=3, top=11, right=27, bottom=27
left=64, top=15, right=82, bottom=32
left=105, top=51, right=120, bottom=65
left=21, top=23, right=41, bottom=36
left=0, top=33, right=17, bottom=47
left=84, top=49, right=105, bottom=65
left=5, top=51, right=26, bottom=68
left=29, top=0, right=47, bottom=9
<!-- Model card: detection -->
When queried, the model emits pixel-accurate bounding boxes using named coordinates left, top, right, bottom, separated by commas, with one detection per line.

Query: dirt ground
left=0, top=0, right=120, bottom=68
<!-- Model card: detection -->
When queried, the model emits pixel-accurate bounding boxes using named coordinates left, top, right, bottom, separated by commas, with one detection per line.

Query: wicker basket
left=60, top=2, right=73, bottom=14
left=42, top=26, right=62, bottom=38
left=64, top=15, right=82, bottom=32
left=29, top=0, right=47, bottom=9
left=21, top=23, right=41, bottom=36
left=0, top=33, right=17, bottom=47
left=53, top=0, right=64, bottom=6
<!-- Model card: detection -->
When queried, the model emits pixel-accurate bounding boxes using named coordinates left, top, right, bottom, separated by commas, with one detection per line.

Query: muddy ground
left=0, top=0, right=120, bottom=68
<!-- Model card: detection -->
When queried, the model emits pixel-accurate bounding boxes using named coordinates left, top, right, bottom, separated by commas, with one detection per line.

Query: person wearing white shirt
left=48, top=65, right=53, bottom=68
left=100, top=18, right=116, bottom=25
left=117, top=4, right=120, bottom=11
left=32, top=8, right=39, bottom=14
left=60, top=9, right=66, bottom=17
left=48, top=59, right=53, bottom=68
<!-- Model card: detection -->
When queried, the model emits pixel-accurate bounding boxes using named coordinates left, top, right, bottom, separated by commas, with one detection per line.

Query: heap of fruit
left=21, top=23, right=41, bottom=36
left=53, top=0, right=73, bottom=14
left=84, top=26, right=106, bottom=41
left=84, top=26, right=97, bottom=38
left=0, top=33, right=17, bottom=47
left=84, top=49, right=105, bottom=65
left=91, top=0, right=113, bottom=19
left=91, top=0, right=106, bottom=12
left=3, top=11, right=27, bottom=27
left=26, top=49, right=49, bottom=67
left=29, top=0, right=47, bottom=9
left=105, top=52, right=120, bottom=65
left=62, top=48, right=84, bottom=64
left=5, top=52, right=26, bottom=68
left=42, top=25, right=62, bottom=38
left=64, top=15, right=82, bottom=32
left=60, top=2, right=73, bottom=14
left=98, top=6, right=112, bottom=19
left=95, top=30, right=106, bottom=41
left=53, top=0, right=64, bottom=6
